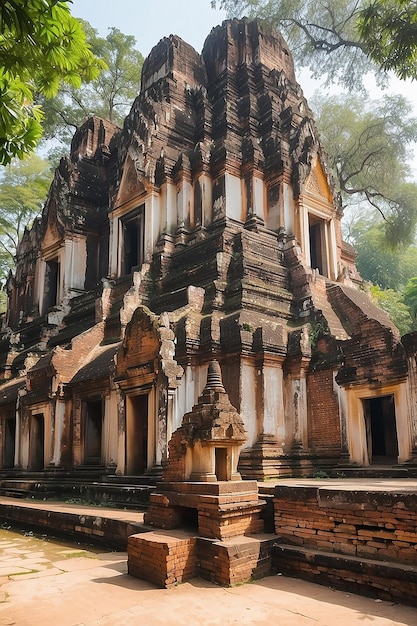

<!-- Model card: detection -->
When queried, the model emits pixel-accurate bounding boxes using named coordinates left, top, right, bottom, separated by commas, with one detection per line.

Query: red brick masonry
left=272, top=484, right=417, bottom=604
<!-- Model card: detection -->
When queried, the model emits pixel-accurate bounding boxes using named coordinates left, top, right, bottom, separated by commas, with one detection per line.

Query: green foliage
left=213, top=0, right=417, bottom=87
left=40, top=22, right=144, bottom=152
left=0, top=155, right=52, bottom=284
left=404, top=277, right=417, bottom=321
left=309, top=320, right=329, bottom=347
left=311, top=92, right=417, bottom=246
left=0, top=0, right=104, bottom=164
left=358, top=0, right=417, bottom=80
left=347, top=217, right=417, bottom=289
left=370, top=284, right=416, bottom=335
left=312, top=470, right=330, bottom=478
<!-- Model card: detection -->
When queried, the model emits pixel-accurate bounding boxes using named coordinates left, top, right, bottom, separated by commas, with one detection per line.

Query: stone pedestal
left=127, top=361, right=275, bottom=587
left=145, top=480, right=264, bottom=540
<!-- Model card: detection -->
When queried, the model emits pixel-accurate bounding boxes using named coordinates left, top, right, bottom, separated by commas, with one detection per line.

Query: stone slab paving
left=0, top=520, right=416, bottom=625
left=1, top=483, right=417, bottom=624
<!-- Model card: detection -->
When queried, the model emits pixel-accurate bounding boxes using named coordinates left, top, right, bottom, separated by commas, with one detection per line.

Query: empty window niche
left=121, top=206, right=144, bottom=275
left=308, top=215, right=326, bottom=276
left=215, top=447, right=228, bottom=481
left=83, top=399, right=103, bottom=465
left=43, top=257, right=60, bottom=310
left=29, top=413, right=44, bottom=471
left=177, top=506, right=199, bottom=531
left=3, top=417, right=16, bottom=468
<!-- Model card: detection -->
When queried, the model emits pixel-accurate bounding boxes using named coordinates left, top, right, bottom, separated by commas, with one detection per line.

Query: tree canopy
left=311, top=92, right=417, bottom=245
left=0, top=155, right=52, bottom=286
left=40, top=22, right=144, bottom=152
left=212, top=0, right=417, bottom=88
left=345, top=216, right=417, bottom=288
left=370, top=284, right=416, bottom=335
left=358, top=0, right=417, bottom=80
left=0, top=0, right=104, bottom=165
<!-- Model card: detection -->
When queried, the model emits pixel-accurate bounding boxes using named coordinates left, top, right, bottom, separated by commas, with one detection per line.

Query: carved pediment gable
left=115, top=307, right=160, bottom=379
left=41, top=199, right=64, bottom=252
left=305, top=157, right=334, bottom=205
left=115, top=154, right=149, bottom=208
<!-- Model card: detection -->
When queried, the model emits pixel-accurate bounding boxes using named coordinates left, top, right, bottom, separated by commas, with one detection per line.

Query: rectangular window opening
left=309, top=216, right=326, bottom=276
left=43, top=258, right=59, bottom=310
left=121, top=206, right=144, bottom=276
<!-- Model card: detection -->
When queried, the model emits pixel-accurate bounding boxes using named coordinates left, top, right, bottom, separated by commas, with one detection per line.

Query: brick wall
left=274, top=485, right=417, bottom=564
left=307, top=370, right=341, bottom=451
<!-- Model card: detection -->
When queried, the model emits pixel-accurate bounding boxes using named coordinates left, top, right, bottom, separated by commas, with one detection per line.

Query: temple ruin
left=1, top=18, right=417, bottom=487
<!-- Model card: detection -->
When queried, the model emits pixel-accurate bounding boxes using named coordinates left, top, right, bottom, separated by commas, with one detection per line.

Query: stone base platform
left=144, top=480, right=265, bottom=540
left=128, top=529, right=276, bottom=588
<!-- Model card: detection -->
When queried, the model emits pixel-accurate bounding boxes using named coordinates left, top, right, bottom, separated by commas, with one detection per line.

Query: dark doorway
left=3, top=417, right=16, bottom=468
left=178, top=506, right=199, bottom=531
left=126, top=394, right=148, bottom=475
left=364, top=395, right=398, bottom=464
left=122, top=207, right=144, bottom=275
left=29, top=413, right=44, bottom=470
left=84, top=399, right=103, bottom=464
left=309, top=217, right=325, bottom=276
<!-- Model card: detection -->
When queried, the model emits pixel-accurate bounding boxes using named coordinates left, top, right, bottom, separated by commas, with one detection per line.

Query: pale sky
left=70, top=0, right=228, bottom=57
left=70, top=1, right=417, bottom=101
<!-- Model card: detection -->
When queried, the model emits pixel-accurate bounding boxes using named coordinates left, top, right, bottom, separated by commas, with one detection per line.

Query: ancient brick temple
left=1, top=18, right=417, bottom=483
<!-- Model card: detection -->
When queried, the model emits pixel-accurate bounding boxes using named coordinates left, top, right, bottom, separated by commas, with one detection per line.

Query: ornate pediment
left=115, top=154, right=149, bottom=208
left=40, top=199, right=64, bottom=252
left=305, top=157, right=334, bottom=204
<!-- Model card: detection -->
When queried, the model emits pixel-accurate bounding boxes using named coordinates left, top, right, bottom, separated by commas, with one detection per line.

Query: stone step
left=0, top=476, right=157, bottom=509
left=272, top=542, right=417, bottom=606
left=326, top=465, right=417, bottom=479
left=0, top=499, right=147, bottom=550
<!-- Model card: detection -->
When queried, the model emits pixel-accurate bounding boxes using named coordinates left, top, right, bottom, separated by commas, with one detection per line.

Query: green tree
left=0, top=0, right=104, bottom=165
left=212, top=0, right=417, bottom=87
left=0, top=155, right=52, bottom=283
left=349, top=218, right=417, bottom=289
left=358, top=0, right=417, bottom=80
left=404, top=277, right=417, bottom=321
left=370, top=285, right=416, bottom=336
left=40, top=22, right=144, bottom=152
left=311, top=92, right=417, bottom=245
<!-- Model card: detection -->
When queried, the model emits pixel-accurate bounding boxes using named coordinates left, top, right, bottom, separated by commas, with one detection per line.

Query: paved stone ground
left=1, top=479, right=417, bottom=625
left=1, top=525, right=417, bottom=626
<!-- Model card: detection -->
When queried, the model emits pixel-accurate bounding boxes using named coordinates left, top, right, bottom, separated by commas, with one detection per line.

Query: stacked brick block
left=128, top=531, right=198, bottom=588
left=198, top=535, right=275, bottom=586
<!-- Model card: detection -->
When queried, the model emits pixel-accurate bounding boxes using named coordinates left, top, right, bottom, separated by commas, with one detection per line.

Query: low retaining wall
left=0, top=501, right=144, bottom=550
left=273, top=485, right=417, bottom=563
left=272, top=485, right=417, bottom=604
